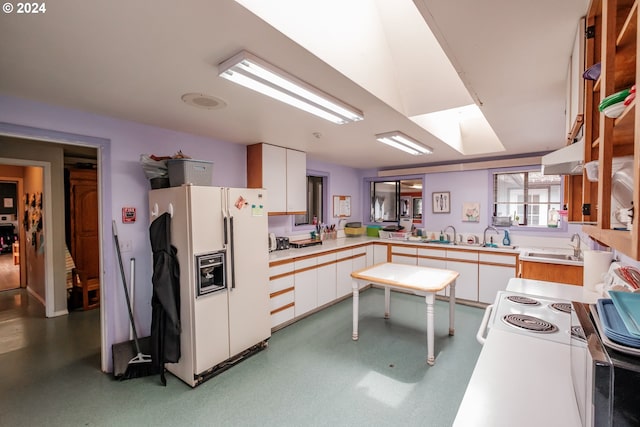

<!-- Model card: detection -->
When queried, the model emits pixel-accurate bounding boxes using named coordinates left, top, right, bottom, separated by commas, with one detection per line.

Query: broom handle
left=112, top=220, right=143, bottom=355
left=129, top=257, right=135, bottom=341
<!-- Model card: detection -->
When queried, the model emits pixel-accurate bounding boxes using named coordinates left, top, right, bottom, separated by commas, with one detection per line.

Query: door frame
left=0, top=122, right=111, bottom=372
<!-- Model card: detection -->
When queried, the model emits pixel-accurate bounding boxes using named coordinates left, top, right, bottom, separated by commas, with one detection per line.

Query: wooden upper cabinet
left=582, top=0, right=639, bottom=260
left=247, top=143, right=306, bottom=215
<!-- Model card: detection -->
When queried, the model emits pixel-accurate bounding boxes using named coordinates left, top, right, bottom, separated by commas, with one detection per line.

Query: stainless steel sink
left=525, top=252, right=582, bottom=261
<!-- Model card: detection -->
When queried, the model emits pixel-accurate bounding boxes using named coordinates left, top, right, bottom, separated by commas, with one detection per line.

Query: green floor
left=0, top=287, right=483, bottom=426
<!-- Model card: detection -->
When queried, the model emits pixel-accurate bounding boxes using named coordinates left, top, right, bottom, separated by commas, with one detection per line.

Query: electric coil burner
left=487, top=291, right=573, bottom=345
left=570, top=325, right=585, bottom=341
left=502, top=313, right=559, bottom=333
left=549, top=302, right=572, bottom=314
left=506, top=295, right=539, bottom=305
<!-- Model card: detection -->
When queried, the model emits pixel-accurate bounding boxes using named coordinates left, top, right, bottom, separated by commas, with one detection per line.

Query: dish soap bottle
left=502, top=229, right=511, bottom=246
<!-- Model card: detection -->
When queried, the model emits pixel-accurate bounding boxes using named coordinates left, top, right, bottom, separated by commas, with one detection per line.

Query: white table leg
left=384, top=286, right=390, bottom=319
left=425, top=292, right=435, bottom=365
left=352, top=279, right=359, bottom=340
left=449, top=279, right=456, bottom=336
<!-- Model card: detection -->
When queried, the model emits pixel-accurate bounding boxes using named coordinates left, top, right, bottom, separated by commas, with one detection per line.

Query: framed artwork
left=432, top=192, right=450, bottom=213
left=462, top=202, right=480, bottom=222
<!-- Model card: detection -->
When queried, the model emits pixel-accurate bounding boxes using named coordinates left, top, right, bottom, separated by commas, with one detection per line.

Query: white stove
left=484, top=290, right=574, bottom=345
left=456, top=279, right=599, bottom=427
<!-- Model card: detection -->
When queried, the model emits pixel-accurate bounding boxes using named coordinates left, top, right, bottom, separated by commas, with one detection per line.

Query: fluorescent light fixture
left=218, top=50, right=364, bottom=124
left=376, top=131, right=433, bottom=156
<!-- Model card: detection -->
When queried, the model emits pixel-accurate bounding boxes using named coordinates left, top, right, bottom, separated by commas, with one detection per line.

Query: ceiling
left=0, top=0, right=589, bottom=170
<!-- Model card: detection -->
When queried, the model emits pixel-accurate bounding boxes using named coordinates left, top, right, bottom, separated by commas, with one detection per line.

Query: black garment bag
left=149, top=212, right=181, bottom=385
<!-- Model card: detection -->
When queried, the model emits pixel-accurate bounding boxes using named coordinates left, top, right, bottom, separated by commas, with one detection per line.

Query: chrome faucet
left=482, top=226, right=500, bottom=246
left=570, top=233, right=582, bottom=258
left=443, top=225, right=456, bottom=244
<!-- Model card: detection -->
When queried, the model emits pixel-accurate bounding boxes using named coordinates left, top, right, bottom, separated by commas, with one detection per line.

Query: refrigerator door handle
left=229, top=215, right=236, bottom=289
left=223, top=217, right=229, bottom=246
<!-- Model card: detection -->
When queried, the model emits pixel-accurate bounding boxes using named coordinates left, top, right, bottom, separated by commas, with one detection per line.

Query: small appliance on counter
left=289, top=239, right=322, bottom=248
left=276, top=236, right=290, bottom=251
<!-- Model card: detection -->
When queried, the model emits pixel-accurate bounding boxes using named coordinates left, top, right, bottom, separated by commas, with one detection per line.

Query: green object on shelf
left=598, top=88, right=631, bottom=111
left=366, top=225, right=382, bottom=237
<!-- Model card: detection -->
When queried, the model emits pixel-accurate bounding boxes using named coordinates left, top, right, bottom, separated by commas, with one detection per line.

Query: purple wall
left=0, top=95, right=248, bottom=371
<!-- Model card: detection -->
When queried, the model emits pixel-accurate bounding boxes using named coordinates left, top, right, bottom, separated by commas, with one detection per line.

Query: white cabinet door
left=352, top=252, right=367, bottom=289
left=365, top=245, right=373, bottom=266
left=286, top=149, right=306, bottom=213
left=373, top=243, right=388, bottom=264
left=478, top=264, right=516, bottom=304
left=336, top=257, right=352, bottom=298
left=294, top=268, right=317, bottom=316
left=261, top=144, right=287, bottom=213
left=446, top=260, right=478, bottom=302
left=316, top=253, right=337, bottom=307
left=294, top=257, right=317, bottom=316
left=477, top=252, right=517, bottom=304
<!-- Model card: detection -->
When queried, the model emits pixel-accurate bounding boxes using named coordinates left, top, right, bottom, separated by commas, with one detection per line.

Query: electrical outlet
left=120, top=239, right=133, bottom=253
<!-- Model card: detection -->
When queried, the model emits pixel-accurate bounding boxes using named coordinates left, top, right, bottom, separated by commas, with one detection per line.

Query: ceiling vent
left=181, top=93, right=227, bottom=110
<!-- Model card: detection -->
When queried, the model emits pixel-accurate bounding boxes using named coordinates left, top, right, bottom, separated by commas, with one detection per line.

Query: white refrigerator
left=148, top=185, right=271, bottom=387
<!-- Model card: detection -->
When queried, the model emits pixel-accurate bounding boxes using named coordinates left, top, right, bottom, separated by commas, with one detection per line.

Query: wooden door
left=68, top=169, right=99, bottom=281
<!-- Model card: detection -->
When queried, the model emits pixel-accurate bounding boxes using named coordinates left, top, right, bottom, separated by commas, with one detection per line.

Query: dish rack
left=378, top=230, right=411, bottom=240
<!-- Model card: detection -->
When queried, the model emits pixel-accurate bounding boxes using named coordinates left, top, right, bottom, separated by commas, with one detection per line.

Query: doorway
left=0, top=133, right=105, bottom=369
left=0, top=180, right=20, bottom=291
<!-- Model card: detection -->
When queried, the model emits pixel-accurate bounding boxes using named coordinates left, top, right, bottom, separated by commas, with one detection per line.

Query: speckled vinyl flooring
left=0, top=287, right=484, bottom=427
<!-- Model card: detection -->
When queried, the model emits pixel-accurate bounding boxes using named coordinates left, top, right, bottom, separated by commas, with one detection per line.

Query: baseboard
left=25, top=285, right=69, bottom=317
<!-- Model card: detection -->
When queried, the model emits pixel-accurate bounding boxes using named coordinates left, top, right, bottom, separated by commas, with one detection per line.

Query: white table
left=350, top=262, right=459, bottom=365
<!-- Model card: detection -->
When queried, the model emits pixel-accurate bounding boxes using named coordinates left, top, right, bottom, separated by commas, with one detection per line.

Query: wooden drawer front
left=270, top=275, right=294, bottom=294
left=316, top=252, right=337, bottom=265
left=392, top=245, right=417, bottom=255
left=446, top=249, right=479, bottom=262
left=479, top=253, right=517, bottom=266
left=294, top=257, right=317, bottom=270
left=269, top=261, right=295, bottom=277
left=417, top=248, right=446, bottom=258
left=270, top=288, right=294, bottom=311
left=271, top=305, right=294, bottom=328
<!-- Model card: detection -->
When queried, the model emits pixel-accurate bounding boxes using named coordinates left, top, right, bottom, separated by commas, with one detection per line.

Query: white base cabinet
left=268, top=261, right=295, bottom=328
left=294, top=257, right=317, bottom=317
left=269, top=241, right=518, bottom=329
left=316, top=252, right=337, bottom=306
left=478, top=253, right=518, bottom=303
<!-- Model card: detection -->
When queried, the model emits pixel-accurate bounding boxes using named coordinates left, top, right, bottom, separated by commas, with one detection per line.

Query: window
left=369, top=179, right=423, bottom=223
left=493, top=170, right=562, bottom=227
left=295, top=175, right=324, bottom=226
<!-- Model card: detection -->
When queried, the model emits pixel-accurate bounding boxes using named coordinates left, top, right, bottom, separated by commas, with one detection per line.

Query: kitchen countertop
left=453, top=328, right=582, bottom=427
left=506, top=278, right=598, bottom=302
left=268, top=235, right=520, bottom=263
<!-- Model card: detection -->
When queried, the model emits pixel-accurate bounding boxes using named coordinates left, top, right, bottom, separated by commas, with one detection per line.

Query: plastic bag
left=140, top=154, right=168, bottom=179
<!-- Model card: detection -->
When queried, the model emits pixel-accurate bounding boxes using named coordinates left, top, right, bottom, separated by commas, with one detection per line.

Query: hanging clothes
left=149, top=212, right=181, bottom=385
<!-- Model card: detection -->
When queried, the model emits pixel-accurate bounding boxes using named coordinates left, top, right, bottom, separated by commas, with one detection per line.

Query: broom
left=112, top=220, right=158, bottom=379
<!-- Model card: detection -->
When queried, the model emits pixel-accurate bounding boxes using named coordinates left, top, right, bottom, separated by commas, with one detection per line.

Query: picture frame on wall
left=432, top=191, right=450, bottom=214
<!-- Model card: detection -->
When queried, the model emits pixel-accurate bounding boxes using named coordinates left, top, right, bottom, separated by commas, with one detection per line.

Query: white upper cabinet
left=566, top=17, right=585, bottom=141
left=285, top=148, right=306, bottom=213
left=247, top=143, right=306, bottom=215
